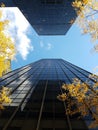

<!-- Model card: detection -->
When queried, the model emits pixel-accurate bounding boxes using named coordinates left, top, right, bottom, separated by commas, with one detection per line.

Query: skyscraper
left=1, top=0, right=76, bottom=35
left=0, top=59, right=97, bottom=130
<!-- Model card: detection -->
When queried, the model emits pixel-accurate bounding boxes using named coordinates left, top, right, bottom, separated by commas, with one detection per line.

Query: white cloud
left=39, top=40, right=53, bottom=50
left=47, top=43, right=53, bottom=50
left=16, top=32, right=34, bottom=60
left=0, top=7, right=34, bottom=60
left=40, top=40, right=44, bottom=48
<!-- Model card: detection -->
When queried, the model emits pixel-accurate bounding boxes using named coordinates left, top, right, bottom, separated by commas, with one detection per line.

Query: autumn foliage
left=0, top=86, right=11, bottom=110
left=0, top=11, right=15, bottom=77
left=0, top=5, right=14, bottom=109
left=72, top=0, right=98, bottom=52
left=57, top=77, right=98, bottom=128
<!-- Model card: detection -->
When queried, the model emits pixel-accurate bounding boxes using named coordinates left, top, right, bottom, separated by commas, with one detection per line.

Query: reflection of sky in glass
left=1, top=59, right=97, bottom=110
left=3, top=73, right=38, bottom=110
left=1, top=60, right=44, bottom=109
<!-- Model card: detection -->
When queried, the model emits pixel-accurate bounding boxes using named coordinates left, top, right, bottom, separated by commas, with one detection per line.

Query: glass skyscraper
left=1, top=0, right=76, bottom=35
left=0, top=59, right=97, bottom=130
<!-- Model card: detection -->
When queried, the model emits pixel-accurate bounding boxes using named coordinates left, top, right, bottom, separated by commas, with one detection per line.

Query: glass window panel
left=13, top=98, right=23, bottom=103
left=14, top=90, right=21, bottom=94
left=16, top=94, right=27, bottom=98
left=9, top=94, right=18, bottom=98
left=9, top=102, right=19, bottom=106
left=23, top=86, right=31, bottom=90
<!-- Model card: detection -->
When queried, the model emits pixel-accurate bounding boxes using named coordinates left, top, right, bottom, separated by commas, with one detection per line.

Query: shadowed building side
left=0, top=0, right=76, bottom=35
left=0, top=59, right=97, bottom=130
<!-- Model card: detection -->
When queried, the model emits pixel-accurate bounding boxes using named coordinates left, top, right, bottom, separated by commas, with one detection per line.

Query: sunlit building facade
left=0, top=59, right=97, bottom=130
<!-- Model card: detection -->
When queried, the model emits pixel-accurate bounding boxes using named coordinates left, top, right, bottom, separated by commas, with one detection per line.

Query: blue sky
left=1, top=7, right=98, bottom=74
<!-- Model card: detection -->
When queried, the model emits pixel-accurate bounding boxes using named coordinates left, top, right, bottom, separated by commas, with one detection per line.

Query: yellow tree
left=0, top=5, right=13, bottom=108
left=57, top=77, right=98, bottom=128
left=72, top=0, right=98, bottom=52
left=0, top=86, right=11, bottom=109
left=57, top=1, right=98, bottom=128
left=0, top=11, right=15, bottom=77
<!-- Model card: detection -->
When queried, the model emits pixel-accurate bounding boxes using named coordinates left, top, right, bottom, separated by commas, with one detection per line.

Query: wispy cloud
left=0, top=7, right=34, bottom=60
left=39, top=40, right=53, bottom=50
left=39, top=40, right=44, bottom=48
left=47, top=43, right=52, bottom=50
left=16, top=33, right=34, bottom=60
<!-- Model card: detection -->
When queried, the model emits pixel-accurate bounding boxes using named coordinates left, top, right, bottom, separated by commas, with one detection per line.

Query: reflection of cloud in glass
left=4, top=79, right=34, bottom=110
left=2, top=65, right=35, bottom=110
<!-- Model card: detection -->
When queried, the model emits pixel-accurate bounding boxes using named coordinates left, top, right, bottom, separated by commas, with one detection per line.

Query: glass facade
left=2, top=0, right=76, bottom=35
left=0, top=59, right=97, bottom=130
